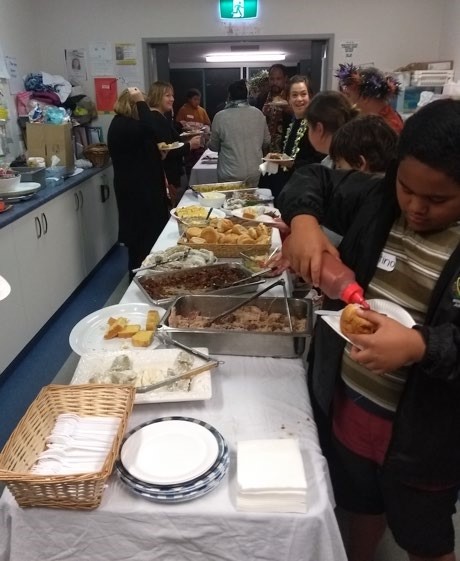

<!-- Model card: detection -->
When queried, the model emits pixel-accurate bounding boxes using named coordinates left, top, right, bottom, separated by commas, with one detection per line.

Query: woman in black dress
left=107, top=87, right=170, bottom=275
left=146, top=81, right=201, bottom=203
left=261, top=75, right=323, bottom=203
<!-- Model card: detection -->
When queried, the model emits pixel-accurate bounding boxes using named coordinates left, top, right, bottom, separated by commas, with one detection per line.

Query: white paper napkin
left=236, top=439, right=307, bottom=513
left=259, top=161, right=279, bottom=176
left=238, top=438, right=307, bottom=491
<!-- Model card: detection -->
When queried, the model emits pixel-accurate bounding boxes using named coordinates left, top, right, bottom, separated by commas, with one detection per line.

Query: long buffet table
left=189, top=149, right=219, bottom=186
left=0, top=190, right=347, bottom=561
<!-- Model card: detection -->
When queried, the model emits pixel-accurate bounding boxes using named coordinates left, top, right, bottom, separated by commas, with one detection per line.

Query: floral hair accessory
left=335, top=64, right=401, bottom=100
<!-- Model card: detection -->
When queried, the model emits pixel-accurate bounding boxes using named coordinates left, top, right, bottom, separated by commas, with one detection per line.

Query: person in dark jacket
left=107, top=87, right=170, bottom=275
left=277, top=99, right=460, bottom=561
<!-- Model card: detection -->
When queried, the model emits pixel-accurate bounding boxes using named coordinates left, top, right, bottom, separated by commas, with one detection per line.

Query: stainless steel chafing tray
left=134, top=263, right=263, bottom=307
left=158, top=295, right=312, bottom=358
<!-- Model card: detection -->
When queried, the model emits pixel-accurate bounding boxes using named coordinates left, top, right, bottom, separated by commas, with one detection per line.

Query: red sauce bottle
left=318, top=252, right=369, bottom=307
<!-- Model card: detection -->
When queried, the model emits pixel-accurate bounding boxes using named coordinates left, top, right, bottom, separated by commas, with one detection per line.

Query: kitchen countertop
left=0, top=164, right=112, bottom=230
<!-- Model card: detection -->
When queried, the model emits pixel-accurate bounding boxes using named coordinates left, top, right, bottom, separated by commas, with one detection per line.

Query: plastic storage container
left=11, top=167, right=46, bottom=187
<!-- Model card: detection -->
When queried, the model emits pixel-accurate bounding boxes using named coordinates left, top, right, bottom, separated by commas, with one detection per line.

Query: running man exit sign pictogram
left=220, top=0, right=258, bottom=19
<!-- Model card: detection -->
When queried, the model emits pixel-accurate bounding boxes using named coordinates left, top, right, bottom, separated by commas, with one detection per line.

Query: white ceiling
left=169, top=40, right=311, bottom=64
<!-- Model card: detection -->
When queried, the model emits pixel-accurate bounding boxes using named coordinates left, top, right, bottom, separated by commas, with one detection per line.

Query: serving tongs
left=205, top=278, right=290, bottom=327
left=136, top=333, right=222, bottom=393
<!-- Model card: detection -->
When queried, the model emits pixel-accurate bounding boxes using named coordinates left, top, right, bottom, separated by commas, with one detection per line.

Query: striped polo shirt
left=341, top=214, right=460, bottom=416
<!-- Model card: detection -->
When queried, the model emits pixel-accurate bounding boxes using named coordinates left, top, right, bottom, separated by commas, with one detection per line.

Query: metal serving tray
left=134, top=263, right=263, bottom=307
left=158, top=294, right=313, bottom=358
left=190, top=182, right=258, bottom=199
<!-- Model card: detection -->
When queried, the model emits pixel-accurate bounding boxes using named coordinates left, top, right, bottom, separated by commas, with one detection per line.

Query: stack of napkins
left=236, top=439, right=307, bottom=513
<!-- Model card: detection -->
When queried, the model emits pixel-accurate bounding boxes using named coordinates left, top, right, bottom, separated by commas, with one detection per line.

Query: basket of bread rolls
left=177, top=217, right=272, bottom=257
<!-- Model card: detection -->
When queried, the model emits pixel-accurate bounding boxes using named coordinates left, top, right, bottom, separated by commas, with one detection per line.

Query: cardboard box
left=26, top=123, right=75, bottom=169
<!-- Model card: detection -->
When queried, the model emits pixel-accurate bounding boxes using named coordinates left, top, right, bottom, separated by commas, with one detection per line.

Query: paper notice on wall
left=89, top=41, right=114, bottom=76
left=5, top=56, right=22, bottom=94
left=65, top=49, right=88, bottom=82
left=115, top=43, right=139, bottom=86
left=340, top=40, right=359, bottom=60
left=0, top=44, right=9, bottom=79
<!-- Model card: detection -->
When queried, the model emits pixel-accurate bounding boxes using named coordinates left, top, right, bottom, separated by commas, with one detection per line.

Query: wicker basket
left=83, top=143, right=110, bottom=167
left=177, top=234, right=271, bottom=257
left=0, top=384, right=135, bottom=509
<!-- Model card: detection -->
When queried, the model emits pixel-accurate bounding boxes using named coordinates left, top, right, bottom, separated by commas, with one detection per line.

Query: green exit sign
left=220, top=0, right=258, bottom=19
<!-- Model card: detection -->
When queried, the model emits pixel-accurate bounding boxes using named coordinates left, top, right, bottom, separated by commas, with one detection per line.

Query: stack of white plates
left=116, top=416, right=229, bottom=503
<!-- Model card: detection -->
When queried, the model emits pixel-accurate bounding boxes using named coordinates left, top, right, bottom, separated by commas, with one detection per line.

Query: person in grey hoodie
left=208, top=80, right=270, bottom=187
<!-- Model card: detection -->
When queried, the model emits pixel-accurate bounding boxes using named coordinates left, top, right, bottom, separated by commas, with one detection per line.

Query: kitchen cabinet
left=0, top=167, right=119, bottom=375
left=0, top=226, right=29, bottom=373
left=12, top=187, right=86, bottom=337
left=77, top=167, right=118, bottom=272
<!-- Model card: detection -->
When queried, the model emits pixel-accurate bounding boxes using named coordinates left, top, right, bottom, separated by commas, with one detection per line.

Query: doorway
left=143, top=35, right=332, bottom=117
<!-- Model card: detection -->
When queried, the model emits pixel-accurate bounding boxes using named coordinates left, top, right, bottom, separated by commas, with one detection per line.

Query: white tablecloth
left=189, top=149, right=218, bottom=186
left=0, top=193, right=347, bottom=561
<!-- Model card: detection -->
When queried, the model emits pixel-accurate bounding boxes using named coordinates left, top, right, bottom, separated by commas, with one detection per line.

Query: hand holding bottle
left=282, top=215, right=339, bottom=285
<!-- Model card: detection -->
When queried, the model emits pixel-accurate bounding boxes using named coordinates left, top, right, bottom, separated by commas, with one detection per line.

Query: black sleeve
left=414, top=324, right=460, bottom=383
left=277, top=164, right=382, bottom=235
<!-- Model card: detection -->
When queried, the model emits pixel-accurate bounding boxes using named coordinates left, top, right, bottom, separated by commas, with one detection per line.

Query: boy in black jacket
left=278, top=99, right=460, bottom=561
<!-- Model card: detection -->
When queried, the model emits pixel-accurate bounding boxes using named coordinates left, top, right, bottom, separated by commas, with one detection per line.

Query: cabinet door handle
left=41, top=212, right=48, bottom=235
left=74, top=192, right=80, bottom=211
left=79, top=190, right=84, bottom=209
left=34, top=216, right=42, bottom=239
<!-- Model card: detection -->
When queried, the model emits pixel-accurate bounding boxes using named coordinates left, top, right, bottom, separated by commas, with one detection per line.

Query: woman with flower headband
left=261, top=75, right=323, bottom=201
left=336, top=64, right=404, bottom=134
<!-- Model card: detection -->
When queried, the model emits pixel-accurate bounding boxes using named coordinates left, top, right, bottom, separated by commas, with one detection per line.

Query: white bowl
left=199, top=192, right=226, bottom=208
left=0, top=174, right=21, bottom=192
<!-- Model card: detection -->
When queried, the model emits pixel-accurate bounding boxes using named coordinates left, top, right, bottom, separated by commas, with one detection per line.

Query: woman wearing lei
left=262, top=75, right=323, bottom=202
left=335, top=63, right=404, bottom=133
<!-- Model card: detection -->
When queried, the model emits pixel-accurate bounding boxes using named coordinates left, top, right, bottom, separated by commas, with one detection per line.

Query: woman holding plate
left=261, top=75, right=323, bottom=202
left=146, top=81, right=201, bottom=202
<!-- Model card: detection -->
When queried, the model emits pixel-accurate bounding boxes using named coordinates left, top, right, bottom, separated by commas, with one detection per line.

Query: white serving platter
left=70, top=348, right=213, bottom=404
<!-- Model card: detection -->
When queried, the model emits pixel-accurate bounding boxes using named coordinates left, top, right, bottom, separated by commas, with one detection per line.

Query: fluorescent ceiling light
left=205, top=51, right=285, bottom=63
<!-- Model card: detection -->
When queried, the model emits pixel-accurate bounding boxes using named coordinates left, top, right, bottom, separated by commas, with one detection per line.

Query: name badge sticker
left=377, top=251, right=396, bottom=272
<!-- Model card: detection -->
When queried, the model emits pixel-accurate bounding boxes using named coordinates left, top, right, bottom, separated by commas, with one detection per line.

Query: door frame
left=142, top=34, right=334, bottom=92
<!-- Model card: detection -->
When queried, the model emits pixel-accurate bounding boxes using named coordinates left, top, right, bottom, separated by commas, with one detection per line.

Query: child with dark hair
left=306, top=90, right=360, bottom=166
left=329, top=114, right=398, bottom=173
left=278, top=99, right=460, bottom=561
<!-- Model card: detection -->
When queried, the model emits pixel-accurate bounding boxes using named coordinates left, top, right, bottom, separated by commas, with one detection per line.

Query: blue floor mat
left=0, top=245, right=128, bottom=448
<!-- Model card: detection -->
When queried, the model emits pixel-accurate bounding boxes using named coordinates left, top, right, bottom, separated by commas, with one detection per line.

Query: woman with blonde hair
left=107, top=87, right=170, bottom=275
left=146, top=81, right=200, bottom=199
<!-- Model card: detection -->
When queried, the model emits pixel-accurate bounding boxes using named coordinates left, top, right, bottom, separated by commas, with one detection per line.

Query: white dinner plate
left=70, top=348, right=212, bottom=403
left=157, top=142, right=184, bottom=151
left=69, top=303, right=165, bottom=356
left=231, top=206, right=281, bottom=225
left=170, top=207, right=226, bottom=221
left=0, top=182, right=41, bottom=198
left=121, top=419, right=220, bottom=485
left=321, top=299, right=416, bottom=346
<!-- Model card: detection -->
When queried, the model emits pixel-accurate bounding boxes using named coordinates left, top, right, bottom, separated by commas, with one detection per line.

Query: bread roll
left=186, top=226, right=202, bottom=240
left=340, top=304, right=376, bottom=335
left=217, top=218, right=234, bottom=233
left=237, top=234, right=253, bottom=244
left=223, top=233, right=239, bottom=244
left=200, top=226, right=218, bottom=243
left=190, top=236, right=206, bottom=244
left=247, top=227, right=258, bottom=240
left=231, top=224, right=247, bottom=235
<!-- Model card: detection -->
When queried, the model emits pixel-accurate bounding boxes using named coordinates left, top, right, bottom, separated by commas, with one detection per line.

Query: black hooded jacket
left=278, top=163, right=460, bottom=486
